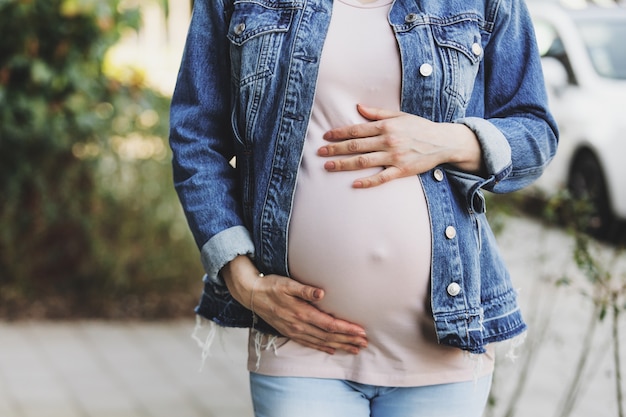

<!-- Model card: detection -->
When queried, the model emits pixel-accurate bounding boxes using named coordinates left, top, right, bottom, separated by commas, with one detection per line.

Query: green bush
left=0, top=0, right=203, bottom=319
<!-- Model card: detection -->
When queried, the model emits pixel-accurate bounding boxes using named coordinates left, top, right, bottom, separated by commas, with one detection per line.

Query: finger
left=323, top=105, right=408, bottom=141
left=255, top=278, right=368, bottom=350
left=318, top=135, right=381, bottom=157
left=285, top=322, right=367, bottom=355
left=268, top=293, right=368, bottom=344
left=323, top=151, right=389, bottom=172
left=284, top=279, right=325, bottom=303
left=323, top=121, right=381, bottom=142
left=269, top=308, right=367, bottom=354
left=286, top=290, right=368, bottom=338
left=302, top=339, right=360, bottom=355
left=352, top=167, right=403, bottom=189
left=308, top=308, right=368, bottom=338
left=284, top=327, right=364, bottom=355
left=356, top=104, right=404, bottom=121
left=313, top=329, right=369, bottom=352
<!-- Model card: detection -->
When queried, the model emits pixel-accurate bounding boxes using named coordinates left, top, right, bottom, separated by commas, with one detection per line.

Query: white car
left=527, top=0, right=626, bottom=240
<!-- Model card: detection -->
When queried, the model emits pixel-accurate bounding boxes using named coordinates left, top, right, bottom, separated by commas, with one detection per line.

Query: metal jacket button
left=419, top=63, right=433, bottom=77
left=405, top=13, right=418, bottom=23
left=447, top=282, right=461, bottom=296
left=445, top=225, right=457, bottom=239
left=433, top=168, right=444, bottom=182
left=472, top=42, right=483, bottom=56
left=234, top=22, right=246, bottom=35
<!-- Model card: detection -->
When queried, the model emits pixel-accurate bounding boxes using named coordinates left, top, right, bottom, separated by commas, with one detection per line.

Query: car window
left=534, top=18, right=578, bottom=84
left=577, top=20, right=626, bottom=80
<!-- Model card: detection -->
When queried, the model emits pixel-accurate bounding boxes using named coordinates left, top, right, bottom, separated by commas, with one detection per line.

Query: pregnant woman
left=169, top=0, right=558, bottom=416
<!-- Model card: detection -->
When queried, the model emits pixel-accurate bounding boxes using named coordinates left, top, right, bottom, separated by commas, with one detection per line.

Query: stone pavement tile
left=0, top=366, right=15, bottom=417
left=0, top=323, right=86, bottom=417
left=29, top=322, right=140, bottom=416
left=0, top=321, right=253, bottom=417
left=77, top=322, right=197, bottom=417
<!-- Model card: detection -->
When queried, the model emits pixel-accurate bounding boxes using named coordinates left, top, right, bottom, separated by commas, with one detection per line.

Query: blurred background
left=0, top=0, right=201, bottom=320
left=0, top=0, right=625, bottom=417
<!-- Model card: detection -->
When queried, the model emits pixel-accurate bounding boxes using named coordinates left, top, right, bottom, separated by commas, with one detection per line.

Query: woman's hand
left=318, top=104, right=484, bottom=188
left=222, top=256, right=368, bottom=355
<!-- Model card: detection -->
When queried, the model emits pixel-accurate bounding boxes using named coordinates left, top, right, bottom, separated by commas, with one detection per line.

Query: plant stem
left=502, top=277, right=556, bottom=417
left=613, top=299, right=624, bottom=417
left=555, top=301, right=602, bottom=417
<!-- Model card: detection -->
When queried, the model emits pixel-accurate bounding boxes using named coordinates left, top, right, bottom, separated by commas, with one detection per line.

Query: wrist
left=445, top=123, right=484, bottom=174
left=221, top=255, right=261, bottom=308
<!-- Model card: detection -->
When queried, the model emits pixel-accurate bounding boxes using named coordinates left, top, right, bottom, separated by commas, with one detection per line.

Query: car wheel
left=567, top=150, right=614, bottom=239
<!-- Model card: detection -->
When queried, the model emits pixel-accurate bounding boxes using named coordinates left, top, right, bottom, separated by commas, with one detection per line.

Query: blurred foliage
left=488, top=189, right=626, bottom=246
left=0, top=0, right=202, bottom=320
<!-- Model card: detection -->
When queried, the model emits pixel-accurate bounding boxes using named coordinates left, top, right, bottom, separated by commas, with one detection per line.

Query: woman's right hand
left=221, top=255, right=368, bottom=355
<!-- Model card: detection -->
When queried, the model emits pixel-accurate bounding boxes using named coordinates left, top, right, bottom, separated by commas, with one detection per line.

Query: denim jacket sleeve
left=169, top=0, right=253, bottom=285
left=450, top=0, right=559, bottom=212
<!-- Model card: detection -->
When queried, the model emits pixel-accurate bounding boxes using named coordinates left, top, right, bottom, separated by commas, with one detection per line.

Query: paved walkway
left=0, top=321, right=252, bottom=417
left=1, top=216, right=624, bottom=417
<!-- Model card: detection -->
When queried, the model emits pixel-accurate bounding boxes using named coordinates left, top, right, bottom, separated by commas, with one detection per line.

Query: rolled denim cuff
left=200, top=225, right=255, bottom=286
left=454, top=116, right=512, bottom=183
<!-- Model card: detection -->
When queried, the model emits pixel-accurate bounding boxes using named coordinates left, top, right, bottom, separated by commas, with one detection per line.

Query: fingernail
left=317, top=147, right=329, bottom=156
left=313, top=289, right=323, bottom=299
left=324, top=161, right=336, bottom=170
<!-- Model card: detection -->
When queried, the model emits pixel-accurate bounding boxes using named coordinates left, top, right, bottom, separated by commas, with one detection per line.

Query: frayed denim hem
left=503, top=331, right=527, bottom=362
left=190, top=316, right=282, bottom=373
left=191, top=315, right=217, bottom=372
left=251, top=328, right=280, bottom=372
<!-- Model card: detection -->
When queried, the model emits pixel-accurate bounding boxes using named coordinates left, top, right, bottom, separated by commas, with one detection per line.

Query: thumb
left=356, top=103, right=403, bottom=121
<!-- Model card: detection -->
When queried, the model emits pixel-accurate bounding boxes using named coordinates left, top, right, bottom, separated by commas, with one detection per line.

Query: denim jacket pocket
left=432, top=15, right=483, bottom=114
left=227, top=1, right=299, bottom=86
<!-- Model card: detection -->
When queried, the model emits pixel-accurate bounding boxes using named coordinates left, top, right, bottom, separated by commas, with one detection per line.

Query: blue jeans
left=249, top=373, right=492, bottom=417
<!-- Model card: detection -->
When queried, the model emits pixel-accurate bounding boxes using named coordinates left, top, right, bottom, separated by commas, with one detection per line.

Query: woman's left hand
left=318, top=104, right=484, bottom=188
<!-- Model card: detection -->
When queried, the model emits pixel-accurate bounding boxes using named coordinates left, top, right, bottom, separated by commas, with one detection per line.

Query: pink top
left=248, top=0, right=494, bottom=386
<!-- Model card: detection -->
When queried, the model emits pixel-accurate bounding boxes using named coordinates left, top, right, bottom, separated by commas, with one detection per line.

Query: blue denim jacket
left=169, top=0, right=558, bottom=354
